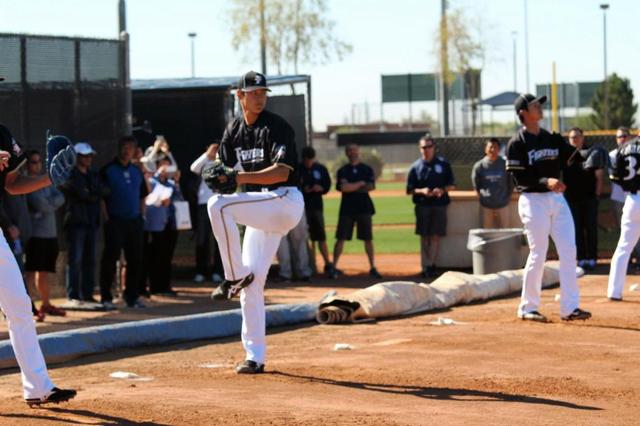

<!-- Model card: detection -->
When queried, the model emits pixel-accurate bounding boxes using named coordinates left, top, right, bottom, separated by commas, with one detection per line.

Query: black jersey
left=610, top=137, right=640, bottom=193
left=506, top=128, right=575, bottom=193
left=0, top=124, right=26, bottom=231
left=218, top=110, right=298, bottom=192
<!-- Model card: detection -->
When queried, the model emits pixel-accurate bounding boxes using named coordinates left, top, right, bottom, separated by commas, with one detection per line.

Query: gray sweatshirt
left=471, top=156, right=513, bottom=209
left=27, top=186, right=65, bottom=238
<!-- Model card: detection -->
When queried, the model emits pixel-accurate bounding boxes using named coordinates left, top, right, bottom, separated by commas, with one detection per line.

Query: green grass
left=323, top=195, right=415, bottom=227
left=324, top=226, right=419, bottom=255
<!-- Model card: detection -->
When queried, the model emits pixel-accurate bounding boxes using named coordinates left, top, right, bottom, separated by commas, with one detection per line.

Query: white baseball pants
left=517, top=192, right=580, bottom=317
left=208, top=187, right=304, bottom=363
left=0, top=231, right=54, bottom=399
left=608, top=193, right=640, bottom=299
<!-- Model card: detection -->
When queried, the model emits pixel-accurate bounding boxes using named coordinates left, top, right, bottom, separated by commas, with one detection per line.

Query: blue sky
left=1, top=0, right=638, bottom=130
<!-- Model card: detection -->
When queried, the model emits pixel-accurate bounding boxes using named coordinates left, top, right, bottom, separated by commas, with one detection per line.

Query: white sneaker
left=212, top=273, right=223, bottom=284
left=193, top=274, right=206, bottom=283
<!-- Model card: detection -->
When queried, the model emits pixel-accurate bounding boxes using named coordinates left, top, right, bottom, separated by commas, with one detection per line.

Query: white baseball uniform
left=506, top=127, right=581, bottom=317
left=0, top=123, right=55, bottom=399
left=208, top=109, right=303, bottom=364
left=607, top=138, right=640, bottom=299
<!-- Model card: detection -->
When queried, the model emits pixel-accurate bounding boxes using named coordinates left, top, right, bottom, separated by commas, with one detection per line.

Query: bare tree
left=434, top=8, right=485, bottom=135
left=228, top=0, right=352, bottom=75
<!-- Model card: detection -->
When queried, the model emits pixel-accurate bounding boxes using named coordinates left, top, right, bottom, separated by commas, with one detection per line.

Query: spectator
left=141, top=135, right=178, bottom=174
left=143, top=155, right=182, bottom=295
left=61, top=142, right=103, bottom=306
left=563, top=128, right=607, bottom=271
left=276, top=213, right=312, bottom=282
left=189, top=143, right=225, bottom=283
left=299, top=146, right=333, bottom=276
left=406, top=134, right=455, bottom=278
left=24, top=150, right=66, bottom=316
left=332, top=144, right=381, bottom=279
left=99, top=135, right=148, bottom=309
left=471, top=138, right=513, bottom=228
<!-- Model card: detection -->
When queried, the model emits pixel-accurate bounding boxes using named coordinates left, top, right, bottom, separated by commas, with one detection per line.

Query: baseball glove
left=202, top=161, right=238, bottom=194
left=46, top=133, right=77, bottom=186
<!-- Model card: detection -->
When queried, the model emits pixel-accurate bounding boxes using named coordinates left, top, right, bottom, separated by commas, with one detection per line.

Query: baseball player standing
left=207, top=71, right=303, bottom=374
left=0, top=84, right=76, bottom=404
left=607, top=134, right=640, bottom=301
left=506, top=94, right=591, bottom=322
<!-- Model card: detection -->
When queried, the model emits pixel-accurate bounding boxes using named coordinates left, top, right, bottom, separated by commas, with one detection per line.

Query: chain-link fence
left=0, top=33, right=126, bottom=165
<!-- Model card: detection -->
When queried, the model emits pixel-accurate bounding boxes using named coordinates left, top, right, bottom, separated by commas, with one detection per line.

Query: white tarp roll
left=316, top=261, right=578, bottom=324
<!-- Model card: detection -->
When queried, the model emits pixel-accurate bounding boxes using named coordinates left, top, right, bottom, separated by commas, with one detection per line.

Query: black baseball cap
left=514, top=93, right=547, bottom=113
left=237, top=71, right=271, bottom=92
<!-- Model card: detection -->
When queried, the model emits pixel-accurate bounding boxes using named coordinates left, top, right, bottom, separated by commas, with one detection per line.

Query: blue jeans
left=66, top=225, right=97, bottom=301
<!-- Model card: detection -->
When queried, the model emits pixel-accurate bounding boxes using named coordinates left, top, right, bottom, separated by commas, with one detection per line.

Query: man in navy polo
left=333, top=144, right=381, bottom=279
left=407, top=134, right=455, bottom=278
left=99, top=136, right=148, bottom=309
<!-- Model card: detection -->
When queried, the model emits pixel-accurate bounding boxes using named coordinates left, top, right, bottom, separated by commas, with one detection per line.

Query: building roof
left=479, top=91, right=520, bottom=109
left=132, top=74, right=310, bottom=91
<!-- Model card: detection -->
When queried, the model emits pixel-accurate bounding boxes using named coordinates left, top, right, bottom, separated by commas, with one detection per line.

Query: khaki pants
left=481, top=205, right=510, bottom=229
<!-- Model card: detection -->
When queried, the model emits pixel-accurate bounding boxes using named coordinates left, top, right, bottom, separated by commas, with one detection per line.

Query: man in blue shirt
left=406, top=134, right=455, bottom=278
left=99, top=136, right=148, bottom=309
left=333, top=144, right=381, bottom=279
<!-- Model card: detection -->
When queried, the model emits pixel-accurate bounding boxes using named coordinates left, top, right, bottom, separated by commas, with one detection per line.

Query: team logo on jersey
left=234, top=147, right=265, bottom=164
left=273, top=145, right=286, bottom=162
left=527, top=148, right=559, bottom=164
left=313, top=170, right=321, bottom=180
left=434, top=164, right=443, bottom=174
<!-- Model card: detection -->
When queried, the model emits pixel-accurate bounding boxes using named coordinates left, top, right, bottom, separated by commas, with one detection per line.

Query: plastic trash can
left=467, top=228, right=526, bottom=275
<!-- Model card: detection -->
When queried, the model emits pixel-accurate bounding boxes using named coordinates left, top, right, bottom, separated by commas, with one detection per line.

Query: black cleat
left=608, top=296, right=623, bottom=302
left=561, top=308, right=592, bottom=321
left=369, top=267, right=382, bottom=279
left=211, top=273, right=254, bottom=300
left=518, top=310, right=549, bottom=323
left=26, top=387, right=77, bottom=407
left=235, top=360, right=264, bottom=374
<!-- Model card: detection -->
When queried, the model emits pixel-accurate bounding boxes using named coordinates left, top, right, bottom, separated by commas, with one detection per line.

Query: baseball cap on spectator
left=514, top=93, right=547, bottom=113
left=238, top=71, right=271, bottom=92
left=74, top=142, right=96, bottom=155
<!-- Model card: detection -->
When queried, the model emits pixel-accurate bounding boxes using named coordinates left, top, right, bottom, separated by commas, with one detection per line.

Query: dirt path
left=0, top=270, right=638, bottom=425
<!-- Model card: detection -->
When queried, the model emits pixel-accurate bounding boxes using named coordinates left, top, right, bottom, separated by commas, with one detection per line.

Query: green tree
left=228, top=0, right=352, bottom=74
left=591, top=73, right=637, bottom=129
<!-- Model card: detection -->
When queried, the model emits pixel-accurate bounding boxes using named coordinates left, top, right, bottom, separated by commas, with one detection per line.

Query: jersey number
left=623, top=157, right=640, bottom=181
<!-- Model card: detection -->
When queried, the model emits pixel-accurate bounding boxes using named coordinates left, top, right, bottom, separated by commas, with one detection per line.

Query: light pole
left=511, top=31, right=517, bottom=93
left=523, top=0, right=530, bottom=92
left=188, top=32, right=197, bottom=78
left=600, top=3, right=609, bottom=129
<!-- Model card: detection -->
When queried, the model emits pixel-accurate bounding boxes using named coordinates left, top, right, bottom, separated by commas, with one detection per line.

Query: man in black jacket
left=61, top=142, right=103, bottom=305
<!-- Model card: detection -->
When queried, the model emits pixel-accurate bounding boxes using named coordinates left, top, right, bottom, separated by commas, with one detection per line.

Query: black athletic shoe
left=211, top=273, right=254, bottom=300
left=608, top=296, right=623, bottom=302
left=26, top=387, right=77, bottom=407
left=235, top=360, right=264, bottom=374
left=369, top=267, right=382, bottom=279
left=518, top=310, right=549, bottom=323
left=561, top=308, right=592, bottom=321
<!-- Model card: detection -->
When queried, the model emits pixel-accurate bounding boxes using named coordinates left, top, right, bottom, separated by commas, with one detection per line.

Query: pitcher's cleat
left=518, top=310, right=549, bottom=323
left=561, top=308, right=592, bottom=321
left=211, top=273, right=254, bottom=300
left=26, top=387, right=77, bottom=407
left=236, top=360, right=264, bottom=374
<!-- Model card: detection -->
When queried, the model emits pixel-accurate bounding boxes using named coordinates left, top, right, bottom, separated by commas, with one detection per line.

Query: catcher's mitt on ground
left=202, top=161, right=238, bottom=194
left=46, top=133, right=77, bottom=186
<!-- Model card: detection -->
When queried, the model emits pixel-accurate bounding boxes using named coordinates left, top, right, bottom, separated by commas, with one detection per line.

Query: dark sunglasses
left=420, top=144, right=434, bottom=150
left=28, top=160, right=42, bottom=165
left=617, top=134, right=629, bottom=139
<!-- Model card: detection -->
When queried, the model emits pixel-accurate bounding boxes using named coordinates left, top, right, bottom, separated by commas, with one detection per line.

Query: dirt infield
left=0, top=260, right=639, bottom=425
